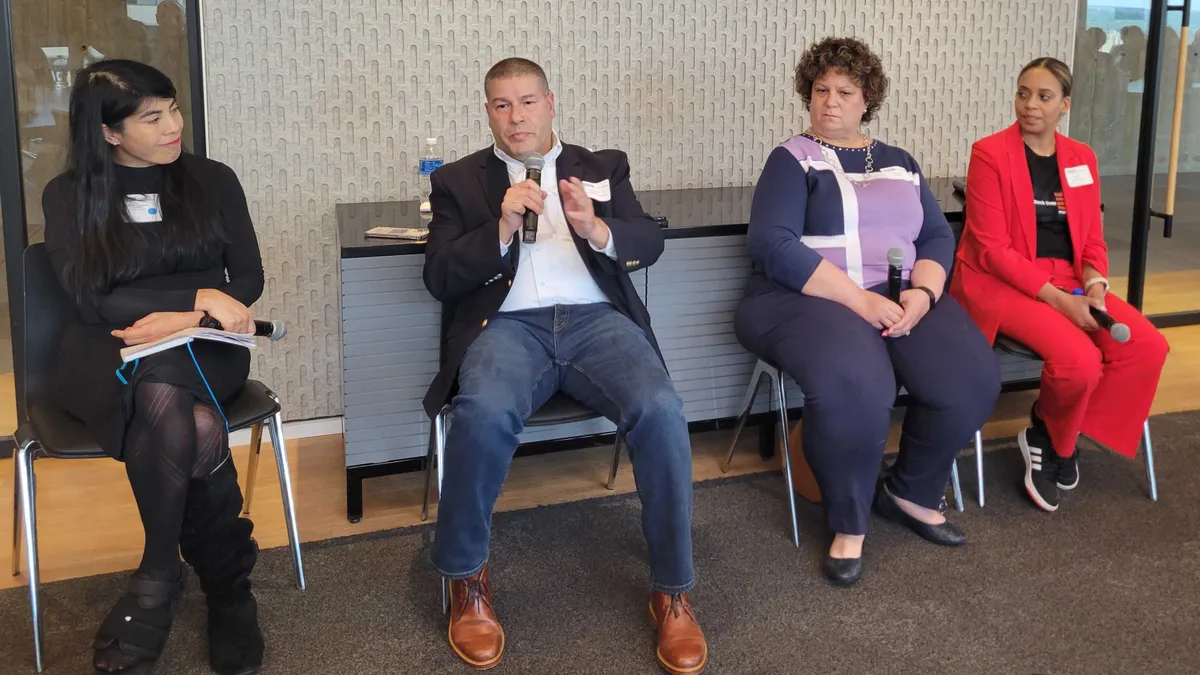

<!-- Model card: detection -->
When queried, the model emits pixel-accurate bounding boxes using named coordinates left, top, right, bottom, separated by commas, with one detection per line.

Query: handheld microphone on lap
left=522, top=153, right=544, bottom=244
left=1089, top=307, right=1130, bottom=343
left=1071, top=288, right=1130, bottom=343
left=200, top=315, right=287, bottom=341
left=887, top=248, right=904, bottom=303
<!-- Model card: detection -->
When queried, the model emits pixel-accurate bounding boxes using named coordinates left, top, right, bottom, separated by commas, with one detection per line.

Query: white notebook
left=120, top=327, right=256, bottom=363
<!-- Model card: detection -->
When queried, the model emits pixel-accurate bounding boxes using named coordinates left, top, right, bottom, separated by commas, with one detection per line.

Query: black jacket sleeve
left=591, top=150, right=664, bottom=275
left=422, top=168, right=515, bottom=303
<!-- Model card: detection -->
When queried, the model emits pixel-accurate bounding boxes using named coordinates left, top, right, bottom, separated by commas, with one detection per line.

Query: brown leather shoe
left=648, top=591, right=707, bottom=675
left=447, top=566, right=504, bottom=670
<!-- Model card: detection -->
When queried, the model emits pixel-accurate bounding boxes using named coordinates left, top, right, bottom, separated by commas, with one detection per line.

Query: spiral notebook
left=119, top=327, right=256, bottom=363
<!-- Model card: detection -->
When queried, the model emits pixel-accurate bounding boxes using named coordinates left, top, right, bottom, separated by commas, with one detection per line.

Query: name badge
left=1064, top=165, right=1094, bottom=188
left=877, top=166, right=913, bottom=180
left=582, top=179, right=611, bottom=202
left=124, top=194, right=163, bottom=223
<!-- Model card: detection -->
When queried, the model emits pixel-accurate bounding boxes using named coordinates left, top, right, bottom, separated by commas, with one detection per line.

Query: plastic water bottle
left=417, top=137, right=443, bottom=214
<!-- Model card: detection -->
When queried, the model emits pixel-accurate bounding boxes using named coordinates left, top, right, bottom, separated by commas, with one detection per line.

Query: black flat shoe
left=873, top=483, right=966, bottom=547
left=822, top=555, right=863, bottom=587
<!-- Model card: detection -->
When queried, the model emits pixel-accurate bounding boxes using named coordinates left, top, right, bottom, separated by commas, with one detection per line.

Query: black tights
left=124, top=381, right=229, bottom=578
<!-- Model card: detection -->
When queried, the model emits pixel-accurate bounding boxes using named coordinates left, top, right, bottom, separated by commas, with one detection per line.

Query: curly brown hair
left=794, top=36, right=890, bottom=124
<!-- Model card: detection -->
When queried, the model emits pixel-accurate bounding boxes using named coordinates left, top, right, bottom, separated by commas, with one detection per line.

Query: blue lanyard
left=113, top=341, right=230, bottom=432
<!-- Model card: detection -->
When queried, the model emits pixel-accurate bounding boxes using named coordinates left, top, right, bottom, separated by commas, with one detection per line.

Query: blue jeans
left=430, top=303, right=696, bottom=593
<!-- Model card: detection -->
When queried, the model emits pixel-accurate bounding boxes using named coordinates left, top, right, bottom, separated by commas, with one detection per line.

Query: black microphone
left=253, top=319, right=287, bottom=341
left=199, top=315, right=287, bottom=341
left=887, top=247, right=904, bottom=303
left=1089, top=306, right=1130, bottom=343
left=521, top=153, right=544, bottom=244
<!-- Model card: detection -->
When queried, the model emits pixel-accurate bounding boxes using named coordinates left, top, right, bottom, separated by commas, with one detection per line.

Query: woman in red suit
left=951, top=57, right=1169, bottom=512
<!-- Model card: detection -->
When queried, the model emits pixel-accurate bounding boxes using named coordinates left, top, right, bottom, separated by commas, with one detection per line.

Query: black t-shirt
left=1025, top=144, right=1074, bottom=260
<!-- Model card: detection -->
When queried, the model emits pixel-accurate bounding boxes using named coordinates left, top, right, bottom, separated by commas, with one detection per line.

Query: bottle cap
left=425, top=137, right=438, bottom=145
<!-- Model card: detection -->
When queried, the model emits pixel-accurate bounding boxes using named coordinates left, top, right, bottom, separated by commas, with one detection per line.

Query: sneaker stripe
left=1019, top=427, right=1060, bottom=512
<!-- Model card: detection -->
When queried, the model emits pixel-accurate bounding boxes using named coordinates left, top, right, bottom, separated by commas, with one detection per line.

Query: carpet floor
left=3, top=411, right=1199, bottom=675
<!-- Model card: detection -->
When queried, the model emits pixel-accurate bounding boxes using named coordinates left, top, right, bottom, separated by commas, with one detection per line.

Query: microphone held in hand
left=522, top=153, right=544, bottom=244
left=1089, top=306, right=1130, bottom=343
left=253, top=319, right=287, bottom=341
left=200, top=315, right=287, bottom=341
left=887, top=248, right=904, bottom=304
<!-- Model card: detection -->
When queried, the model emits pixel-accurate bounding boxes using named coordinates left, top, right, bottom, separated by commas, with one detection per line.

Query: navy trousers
left=735, top=287, right=1000, bottom=535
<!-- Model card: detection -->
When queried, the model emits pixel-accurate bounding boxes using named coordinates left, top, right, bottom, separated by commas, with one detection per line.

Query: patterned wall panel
left=202, top=0, right=1077, bottom=420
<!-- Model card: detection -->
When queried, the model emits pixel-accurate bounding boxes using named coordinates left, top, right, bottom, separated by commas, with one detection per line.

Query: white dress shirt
left=496, top=137, right=617, bottom=313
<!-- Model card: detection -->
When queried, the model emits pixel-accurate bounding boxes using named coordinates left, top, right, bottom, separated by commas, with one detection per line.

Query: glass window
left=1071, top=2, right=1200, bottom=315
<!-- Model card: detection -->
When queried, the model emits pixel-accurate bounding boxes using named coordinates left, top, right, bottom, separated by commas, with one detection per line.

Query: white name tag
left=582, top=179, right=611, bottom=202
left=1064, top=165, right=1094, bottom=188
left=124, top=194, right=163, bottom=223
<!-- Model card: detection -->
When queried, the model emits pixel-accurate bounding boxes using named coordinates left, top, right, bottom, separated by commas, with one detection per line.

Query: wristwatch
left=915, top=285, right=938, bottom=308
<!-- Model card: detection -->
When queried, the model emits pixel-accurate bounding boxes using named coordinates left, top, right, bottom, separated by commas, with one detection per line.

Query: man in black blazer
left=421, top=58, right=706, bottom=675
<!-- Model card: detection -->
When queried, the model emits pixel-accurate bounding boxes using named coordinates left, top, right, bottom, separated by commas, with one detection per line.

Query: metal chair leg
left=15, top=440, right=44, bottom=672
left=424, top=403, right=451, bottom=614
left=436, top=407, right=447, bottom=497
left=434, top=407, right=450, bottom=616
left=421, top=421, right=438, bottom=521
left=1143, top=420, right=1157, bottom=502
left=11, top=450, right=20, bottom=577
left=606, top=433, right=623, bottom=490
left=975, top=430, right=985, bottom=508
left=723, top=363, right=767, bottom=473
left=441, top=576, right=450, bottom=615
left=265, top=406, right=306, bottom=591
left=241, top=423, right=264, bottom=516
left=772, top=371, right=800, bottom=548
left=950, top=459, right=964, bottom=513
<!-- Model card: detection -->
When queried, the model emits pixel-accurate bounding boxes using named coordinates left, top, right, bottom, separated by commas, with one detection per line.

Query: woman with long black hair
left=43, top=59, right=265, bottom=674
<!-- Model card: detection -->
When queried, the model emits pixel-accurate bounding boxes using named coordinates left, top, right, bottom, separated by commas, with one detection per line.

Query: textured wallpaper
left=201, top=0, right=1077, bottom=420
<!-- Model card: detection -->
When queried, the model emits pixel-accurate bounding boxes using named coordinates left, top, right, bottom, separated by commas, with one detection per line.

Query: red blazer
left=950, top=123, right=1108, bottom=342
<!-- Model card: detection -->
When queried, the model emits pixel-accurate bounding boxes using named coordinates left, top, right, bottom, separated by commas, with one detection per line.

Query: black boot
left=180, top=459, right=264, bottom=675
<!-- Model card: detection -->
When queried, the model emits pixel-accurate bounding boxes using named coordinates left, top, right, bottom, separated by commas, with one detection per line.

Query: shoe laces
left=666, top=593, right=695, bottom=623
left=456, top=577, right=491, bottom=616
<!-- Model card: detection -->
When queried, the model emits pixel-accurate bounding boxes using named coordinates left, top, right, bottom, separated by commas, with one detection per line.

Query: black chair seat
left=25, top=405, right=106, bottom=459
left=225, top=380, right=281, bottom=431
left=527, top=393, right=603, bottom=427
left=22, top=380, right=279, bottom=461
left=994, top=334, right=1041, bottom=360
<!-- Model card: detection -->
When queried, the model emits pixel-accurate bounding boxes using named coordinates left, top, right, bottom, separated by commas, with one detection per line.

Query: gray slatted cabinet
left=341, top=255, right=440, bottom=469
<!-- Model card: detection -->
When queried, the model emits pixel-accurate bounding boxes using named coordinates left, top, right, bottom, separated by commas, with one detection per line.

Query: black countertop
left=338, top=178, right=965, bottom=258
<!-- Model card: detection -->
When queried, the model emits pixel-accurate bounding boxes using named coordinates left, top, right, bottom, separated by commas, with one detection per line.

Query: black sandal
left=92, top=568, right=188, bottom=673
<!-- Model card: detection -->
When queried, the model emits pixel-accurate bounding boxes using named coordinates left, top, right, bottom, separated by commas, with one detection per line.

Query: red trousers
left=996, top=259, right=1169, bottom=457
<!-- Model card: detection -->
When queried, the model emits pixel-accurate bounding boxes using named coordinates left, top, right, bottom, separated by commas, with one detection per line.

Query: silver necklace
left=804, top=129, right=875, bottom=188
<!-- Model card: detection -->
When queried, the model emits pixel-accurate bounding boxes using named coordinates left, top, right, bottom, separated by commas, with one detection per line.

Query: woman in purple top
left=734, top=37, right=1000, bottom=587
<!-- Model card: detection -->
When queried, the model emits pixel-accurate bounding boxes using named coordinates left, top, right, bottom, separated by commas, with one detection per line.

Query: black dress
left=42, top=154, right=265, bottom=459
